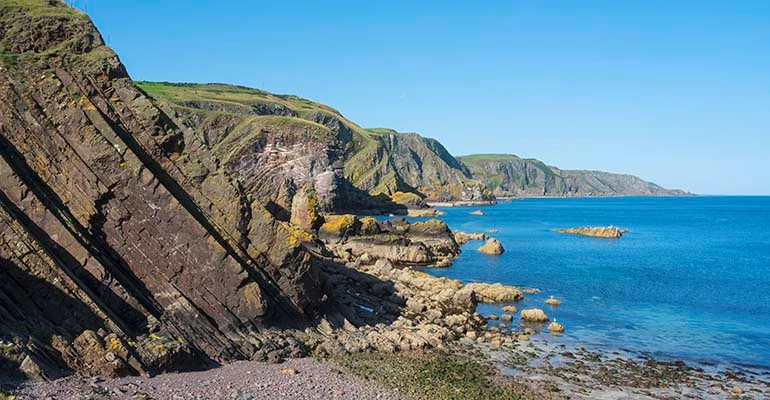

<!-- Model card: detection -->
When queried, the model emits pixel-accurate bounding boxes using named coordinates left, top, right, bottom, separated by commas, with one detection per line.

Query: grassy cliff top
left=0, top=0, right=86, bottom=19
left=457, top=154, right=522, bottom=162
left=458, top=154, right=557, bottom=178
left=137, top=81, right=343, bottom=118
left=137, top=81, right=391, bottom=148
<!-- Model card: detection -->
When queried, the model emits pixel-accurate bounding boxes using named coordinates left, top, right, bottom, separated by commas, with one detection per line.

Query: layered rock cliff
left=458, top=154, right=687, bottom=197
left=0, top=0, right=327, bottom=379
left=137, top=83, right=493, bottom=205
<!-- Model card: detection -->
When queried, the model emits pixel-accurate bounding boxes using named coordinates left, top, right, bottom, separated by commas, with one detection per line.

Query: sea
left=423, top=196, right=770, bottom=370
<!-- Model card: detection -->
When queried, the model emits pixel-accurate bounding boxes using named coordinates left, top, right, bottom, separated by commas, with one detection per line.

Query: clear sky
left=81, top=0, right=770, bottom=195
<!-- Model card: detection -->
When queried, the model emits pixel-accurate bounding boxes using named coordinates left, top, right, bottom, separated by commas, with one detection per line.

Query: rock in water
left=464, top=283, right=523, bottom=303
left=544, top=297, right=562, bottom=306
left=547, top=321, right=565, bottom=333
left=453, top=231, right=486, bottom=245
left=502, top=305, right=518, bottom=313
left=557, top=226, right=628, bottom=238
left=521, top=309, right=549, bottom=322
left=478, top=238, right=504, bottom=255
left=470, top=210, right=484, bottom=216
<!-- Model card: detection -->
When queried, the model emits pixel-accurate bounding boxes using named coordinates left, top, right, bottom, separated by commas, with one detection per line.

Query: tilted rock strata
left=0, top=0, right=323, bottom=378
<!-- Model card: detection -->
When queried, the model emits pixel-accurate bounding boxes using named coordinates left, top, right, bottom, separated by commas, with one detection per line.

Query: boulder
left=502, top=305, right=518, bottom=313
left=544, top=297, right=562, bottom=306
left=520, top=308, right=549, bottom=322
left=501, top=314, right=513, bottom=322
left=547, top=321, right=565, bottom=333
left=478, top=238, right=504, bottom=255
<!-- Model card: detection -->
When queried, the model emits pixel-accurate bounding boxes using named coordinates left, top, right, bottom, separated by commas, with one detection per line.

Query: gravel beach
left=11, top=358, right=405, bottom=400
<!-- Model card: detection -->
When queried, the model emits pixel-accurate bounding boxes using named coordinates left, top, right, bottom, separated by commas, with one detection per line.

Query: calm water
left=426, top=196, right=770, bottom=369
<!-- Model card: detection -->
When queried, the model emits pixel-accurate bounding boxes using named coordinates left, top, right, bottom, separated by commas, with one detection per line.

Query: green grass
left=136, top=81, right=343, bottom=117
left=137, top=81, right=390, bottom=161
left=334, top=352, right=534, bottom=400
left=457, top=154, right=521, bottom=163
left=0, top=0, right=86, bottom=19
left=366, top=127, right=399, bottom=135
left=0, top=50, right=17, bottom=66
left=458, top=154, right=558, bottom=179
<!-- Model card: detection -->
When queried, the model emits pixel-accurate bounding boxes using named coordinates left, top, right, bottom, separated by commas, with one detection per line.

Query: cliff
left=458, top=154, right=688, bottom=197
left=137, top=83, right=493, bottom=205
left=0, top=0, right=327, bottom=378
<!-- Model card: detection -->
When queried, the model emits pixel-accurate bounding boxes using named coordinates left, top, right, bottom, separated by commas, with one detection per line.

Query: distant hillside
left=458, top=154, right=688, bottom=197
left=138, top=82, right=492, bottom=204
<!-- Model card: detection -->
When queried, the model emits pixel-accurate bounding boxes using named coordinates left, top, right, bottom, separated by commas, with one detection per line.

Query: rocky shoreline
left=4, top=212, right=769, bottom=398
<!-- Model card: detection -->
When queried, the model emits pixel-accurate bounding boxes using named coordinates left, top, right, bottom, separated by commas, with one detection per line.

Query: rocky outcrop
left=558, top=226, right=628, bottom=239
left=320, top=216, right=459, bottom=267
left=344, top=129, right=494, bottom=202
left=453, top=232, right=486, bottom=245
left=458, top=154, right=688, bottom=197
left=478, top=238, right=505, bottom=255
left=0, top=1, right=331, bottom=379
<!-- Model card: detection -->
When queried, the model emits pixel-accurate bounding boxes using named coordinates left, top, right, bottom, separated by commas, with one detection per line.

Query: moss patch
left=334, top=352, right=535, bottom=400
left=319, top=214, right=359, bottom=237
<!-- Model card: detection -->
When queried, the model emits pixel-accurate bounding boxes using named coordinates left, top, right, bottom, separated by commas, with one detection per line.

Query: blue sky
left=82, top=0, right=770, bottom=194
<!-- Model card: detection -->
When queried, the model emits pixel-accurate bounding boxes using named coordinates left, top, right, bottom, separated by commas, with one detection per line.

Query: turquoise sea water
left=425, top=196, right=770, bottom=369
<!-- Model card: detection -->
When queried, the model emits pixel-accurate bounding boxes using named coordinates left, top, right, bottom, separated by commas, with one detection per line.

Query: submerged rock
left=544, top=296, right=562, bottom=306
left=521, top=308, right=549, bottom=322
left=478, top=238, right=505, bottom=255
left=502, top=305, right=518, bottom=314
left=557, top=226, right=628, bottom=239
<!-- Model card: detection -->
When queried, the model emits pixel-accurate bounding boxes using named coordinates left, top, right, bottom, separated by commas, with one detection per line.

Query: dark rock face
left=0, top=1, right=325, bottom=379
